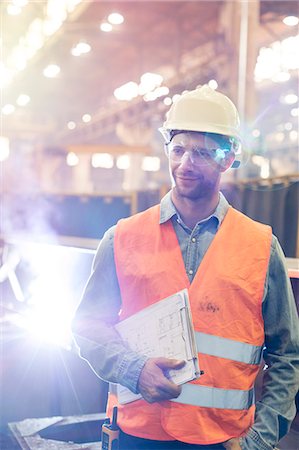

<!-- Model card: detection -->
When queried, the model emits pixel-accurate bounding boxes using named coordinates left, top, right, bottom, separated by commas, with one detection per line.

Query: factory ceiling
left=1, top=0, right=298, bottom=151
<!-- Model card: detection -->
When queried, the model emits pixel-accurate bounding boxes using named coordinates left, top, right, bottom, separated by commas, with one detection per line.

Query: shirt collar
left=159, top=190, right=229, bottom=228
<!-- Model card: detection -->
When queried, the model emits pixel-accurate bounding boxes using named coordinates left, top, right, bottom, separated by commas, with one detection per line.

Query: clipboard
left=115, top=288, right=200, bottom=404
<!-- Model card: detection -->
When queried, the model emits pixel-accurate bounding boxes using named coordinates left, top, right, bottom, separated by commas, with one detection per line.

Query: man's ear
left=219, top=151, right=235, bottom=172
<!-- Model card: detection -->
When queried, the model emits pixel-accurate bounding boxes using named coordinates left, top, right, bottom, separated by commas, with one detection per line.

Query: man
left=72, top=85, right=299, bottom=449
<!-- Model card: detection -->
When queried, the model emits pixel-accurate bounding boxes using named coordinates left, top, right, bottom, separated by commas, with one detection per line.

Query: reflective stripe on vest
left=172, top=383, right=255, bottom=410
left=195, top=332, right=263, bottom=365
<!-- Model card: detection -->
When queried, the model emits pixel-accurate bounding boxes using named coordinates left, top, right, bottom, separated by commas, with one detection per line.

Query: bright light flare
left=108, top=12, right=124, bottom=25
left=43, top=64, right=61, bottom=78
left=91, top=153, right=114, bottom=169
left=283, top=16, right=299, bottom=26
left=117, top=155, right=130, bottom=169
left=142, top=156, right=160, bottom=172
left=18, top=244, right=81, bottom=348
left=100, top=22, right=113, bottom=32
left=66, top=152, right=79, bottom=166
left=17, top=94, right=30, bottom=106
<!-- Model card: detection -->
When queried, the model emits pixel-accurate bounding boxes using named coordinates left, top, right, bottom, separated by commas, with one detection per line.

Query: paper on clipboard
left=115, top=288, right=200, bottom=404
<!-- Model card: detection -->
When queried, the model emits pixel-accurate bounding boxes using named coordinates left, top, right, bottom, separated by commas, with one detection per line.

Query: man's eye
left=172, top=146, right=184, bottom=155
left=193, top=148, right=211, bottom=158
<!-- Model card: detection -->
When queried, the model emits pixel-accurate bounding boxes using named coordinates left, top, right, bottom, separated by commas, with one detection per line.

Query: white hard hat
left=160, top=84, right=241, bottom=142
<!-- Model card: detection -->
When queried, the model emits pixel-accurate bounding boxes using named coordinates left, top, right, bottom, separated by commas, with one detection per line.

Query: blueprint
left=115, top=288, right=200, bottom=404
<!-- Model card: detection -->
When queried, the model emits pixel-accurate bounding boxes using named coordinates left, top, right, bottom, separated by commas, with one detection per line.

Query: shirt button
left=189, top=269, right=194, bottom=275
left=191, top=237, right=196, bottom=243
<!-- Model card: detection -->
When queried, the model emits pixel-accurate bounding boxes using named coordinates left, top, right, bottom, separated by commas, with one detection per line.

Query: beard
left=173, top=172, right=219, bottom=201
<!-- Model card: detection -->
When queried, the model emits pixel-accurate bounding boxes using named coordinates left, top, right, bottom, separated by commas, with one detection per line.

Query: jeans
left=119, top=430, right=225, bottom=450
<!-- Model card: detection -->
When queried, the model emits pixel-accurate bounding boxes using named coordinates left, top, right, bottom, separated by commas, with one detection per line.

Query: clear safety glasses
left=166, top=144, right=228, bottom=166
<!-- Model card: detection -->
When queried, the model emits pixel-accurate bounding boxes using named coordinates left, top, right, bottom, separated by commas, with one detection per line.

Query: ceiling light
left=108, top=13, right=124, bottom=25
left=291, top=108, right=299, bottom=117
left=16, top=94, right=30, bottom=106
left=12, top=0, right=28, bottom=6
left=284, top=122, right=293, bottom=131
left=114, top=81, right=139, bottom=101
left=255, top=35, right=299, bottom=82
left=66, top=152, right=79, bottom=166
left=282, top=93, right=298, bottom=105
left=139, top=72, right=163, bottom=95
left=208, top=79, right=218, bottom=90
left=283, top=16, right=299, bottom=26
left=289, top=130, right=298, bottom=141
left=142, top=156, right=160, bottom=172
left=2, top=104, right=15, bottom=115
left=100, top=22, right=113, bottom=32
left=71, top=42, right=91, bottom=56
left=271, top=71, right=290, bottom=83
left=82, top=114, right=91, bottom=123
left=7, top=4, right=22, bottom=15
left=143, top=86, right=169, bottom=102
left=67, top=121, right=76, bottom=130
left=163, top=97, right=172, bottom=106
left=116, top=155, right=130, bottom=170
left=252, top=129, right=260, bottom=138
left=91, top=153, right=114, bottom=169
left=43, top=64, right=60, bottom=78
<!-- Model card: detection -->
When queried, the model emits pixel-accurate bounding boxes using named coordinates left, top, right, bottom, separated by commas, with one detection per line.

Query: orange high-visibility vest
left=107, top=205, right=272, bottom=445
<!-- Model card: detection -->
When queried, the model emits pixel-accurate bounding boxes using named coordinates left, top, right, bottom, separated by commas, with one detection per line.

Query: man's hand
left=137, top=357, right=185, bottom=403
left=223, top=438, right=242, bottom=450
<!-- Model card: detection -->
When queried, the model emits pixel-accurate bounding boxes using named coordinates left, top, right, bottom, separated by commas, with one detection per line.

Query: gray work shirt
left=72, top=191, right=299, bottom=450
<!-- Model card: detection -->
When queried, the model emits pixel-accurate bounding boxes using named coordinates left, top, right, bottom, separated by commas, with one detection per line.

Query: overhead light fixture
left=114, top=81, right=139, bottom=101
left=71, top=42, right=91, bottom=56
left=7, top=4, right=22, bottom=15
left=255, top=35, right=299, bottom=82
left=108, top=12, right=124, bottom=25
left=143, top=86, right=169, bottom=102
left=91, top=153, right=114, bottom=169
left=12, top=0, right=28, bottom=6
left=284, top=122, right=293, bottom=131
left=116, top=155, right=130, bottom=170
left=252, top=129, right=260, bottom=138
left=66, top=152, right=79, bottom=166
left=43, top=64, right=60, bottom=78
left=16, top=94, right=30, bottom=106
left=208, top=79, right=218, bottom=90
left=283, top=16, right=299, bottom=26
left=272, top=71, right=291, bottom=83
left=281, top=93, right=298, bottom=105
left=291, top=107, right=299, bottom=117
left=100, top=22, right=113, bottom=32
left=142, top=156, right=160, bottom=172
left=67, top=121, right=76, bottom=130
left=82, top=114, right=91, bottom=123
left=163, top=97, right=172, bottom=106
left=289, top=130, right=298, bottom=141
left=138, top=72, right=163, bottom=95
left=115, top=72, right=165, bottom=102
left=2, top=104, right=15, bottom=115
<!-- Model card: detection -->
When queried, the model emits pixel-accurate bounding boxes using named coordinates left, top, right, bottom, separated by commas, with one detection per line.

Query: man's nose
left=179, top=150, right=194, bottom=168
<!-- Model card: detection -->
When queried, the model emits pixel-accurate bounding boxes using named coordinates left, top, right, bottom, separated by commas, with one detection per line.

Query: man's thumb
left=156, top=358, right=186, bottom=369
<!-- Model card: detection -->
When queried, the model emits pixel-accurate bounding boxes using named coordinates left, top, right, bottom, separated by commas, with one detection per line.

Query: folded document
left=115, top=288, right=200, bottom=404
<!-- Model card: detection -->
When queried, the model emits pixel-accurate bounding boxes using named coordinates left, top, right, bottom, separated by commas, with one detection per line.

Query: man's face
left=167, top=131, right=234, bottom=201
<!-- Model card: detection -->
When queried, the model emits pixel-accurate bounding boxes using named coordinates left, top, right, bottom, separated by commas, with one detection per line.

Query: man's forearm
left=72, top=319, right=147, bottom=392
